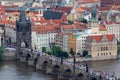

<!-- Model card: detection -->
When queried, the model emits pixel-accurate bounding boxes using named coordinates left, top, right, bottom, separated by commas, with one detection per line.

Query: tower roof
left=19, top=10, right=26, bottom=22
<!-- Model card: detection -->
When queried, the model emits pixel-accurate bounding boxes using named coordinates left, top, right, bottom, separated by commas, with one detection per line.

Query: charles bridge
left=17, top=48, right=117, bottom=80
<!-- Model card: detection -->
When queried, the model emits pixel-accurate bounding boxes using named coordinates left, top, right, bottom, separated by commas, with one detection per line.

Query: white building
left=32, top=30, right=57, bottom=52
left=5, top=23, right=16, bottom=45
left=105, top=22, right=120, bottom=41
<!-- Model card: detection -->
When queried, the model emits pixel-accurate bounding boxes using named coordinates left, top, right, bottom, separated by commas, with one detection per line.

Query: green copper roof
left=74, top=34, right=82, bottom=39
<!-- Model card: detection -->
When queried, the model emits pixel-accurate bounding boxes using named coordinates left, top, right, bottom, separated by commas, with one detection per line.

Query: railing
left=37, top=52, right=118, bottom=80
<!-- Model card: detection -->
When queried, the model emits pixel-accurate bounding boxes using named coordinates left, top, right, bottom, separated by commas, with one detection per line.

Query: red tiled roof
left=61, top=22, right=87, bottom=30
left=88, top=34, right=115, bottom=42
left=32, top=23, right=60, bottom=34
left=53, top=6, right=73, bottom=14
left=105, top=21, right=119, bottom=25
left=99, top=25, right=106, bottom=31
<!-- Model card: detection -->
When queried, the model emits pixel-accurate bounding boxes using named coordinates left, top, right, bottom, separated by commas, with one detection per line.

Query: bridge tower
left=16, top=10, right=31, bottom=59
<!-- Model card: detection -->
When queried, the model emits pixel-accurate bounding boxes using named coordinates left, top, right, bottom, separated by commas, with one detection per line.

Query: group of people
left=37, top=52, right=118, bottom=80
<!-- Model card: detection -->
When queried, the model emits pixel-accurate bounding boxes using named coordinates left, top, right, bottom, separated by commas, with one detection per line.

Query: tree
left=68, top=20, right=74, bottom=24
left=81, top=18, right=88, bottom=23
left=50, top=46, right=69, bottom=58
left=117, top=46, right=120, bottom=54
left=46, top=51, right=52, bottom=55
left=52, top=46, right=62, bottom=57
left=0, top=46, right=4, bottom=61
left=70, top=48, right=75, bottom=56
left=82, top=50, right=88, bottom=57
left=61, top=51, right=69, bottom=58
left=42, top=47, right=46, bottom=53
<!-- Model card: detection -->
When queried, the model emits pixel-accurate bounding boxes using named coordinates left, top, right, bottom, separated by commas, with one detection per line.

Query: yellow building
left=68, top=33, right=76, bottom=56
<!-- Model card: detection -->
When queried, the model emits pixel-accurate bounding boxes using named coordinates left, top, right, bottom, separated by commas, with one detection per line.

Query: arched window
left=21, top=41, right=28, bottom=48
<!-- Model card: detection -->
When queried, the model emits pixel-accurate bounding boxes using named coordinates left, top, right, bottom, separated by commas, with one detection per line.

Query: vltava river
left=0, top=61, right=56, bottom=80
left=88, top=59, right=120, bottom=78
left=0, top=60, right=120, bottom=80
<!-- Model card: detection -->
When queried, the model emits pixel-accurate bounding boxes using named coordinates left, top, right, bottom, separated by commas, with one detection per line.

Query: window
left=98, top=53, right=99, bottom=56
left=106, top=47, right=108, bottom=51
left=106, top=53, right=108, bottom=55
left=101, top=53, right=103, bottom=56
left=109, top=52, right=111, bottom=55
left=104, top=53, right=105, bottom=56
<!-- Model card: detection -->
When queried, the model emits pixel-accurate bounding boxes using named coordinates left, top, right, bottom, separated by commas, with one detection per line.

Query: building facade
left=105, top=22, right=120, bottom=41
left=85, top=34, right=117, bottom=60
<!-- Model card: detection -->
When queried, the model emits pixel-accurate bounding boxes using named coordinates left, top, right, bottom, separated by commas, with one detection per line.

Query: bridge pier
left=17, top=51, right=111, bottom=80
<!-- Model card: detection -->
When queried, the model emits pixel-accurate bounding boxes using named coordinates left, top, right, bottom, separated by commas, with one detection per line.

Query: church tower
left=16, top=10, right=31, bottom=56
left=90, top=6, right=99, bottom=34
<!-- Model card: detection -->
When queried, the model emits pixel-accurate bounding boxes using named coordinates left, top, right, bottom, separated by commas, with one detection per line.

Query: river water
left=0, top=59, right=120, bottom=80
left=0, top=61, right=56, bottom=80
left=88, top=59, right=120, bottom=78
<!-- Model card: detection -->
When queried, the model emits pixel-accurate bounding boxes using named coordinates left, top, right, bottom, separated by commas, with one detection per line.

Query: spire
left=91, top=6, right=97, bottom=21
left=19, top=10, right=26, bottom=22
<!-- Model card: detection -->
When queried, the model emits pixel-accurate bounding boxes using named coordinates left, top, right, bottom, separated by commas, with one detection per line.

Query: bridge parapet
left=18, top=51, right=117, bottom=80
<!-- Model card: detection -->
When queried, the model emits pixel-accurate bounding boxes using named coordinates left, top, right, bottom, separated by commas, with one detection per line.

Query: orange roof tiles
left=61, top=22, right=87, bottom=30
left=99, top=25, right=106, bottom=31
left=32, top=23, right=60, bottom=34
left=88, top=34, right=115, bottom=42
left=75, top=7, right=85, bottom=13
left=12, top=12, right=20, bottom=16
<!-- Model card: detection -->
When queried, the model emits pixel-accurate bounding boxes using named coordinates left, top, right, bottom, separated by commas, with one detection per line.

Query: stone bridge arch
left=25, top=53, right=31, bottom=61
left=52, top=64, right=60, bottom=75
left=75, top=72, right=85, bottom=80
left=63, top=68, right=72, bottom=79
left=42, top=60, right=49, bottom=70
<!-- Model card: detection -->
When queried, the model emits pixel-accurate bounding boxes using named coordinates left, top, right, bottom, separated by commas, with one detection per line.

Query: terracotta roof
left=88, top=34, right=115, bottom=42
left=53, top=6, right=73, bottom=14
left=56, top=32, right=64, bottom=37
left=75, top=7, right=85, bottom=13
left=83, top=0, right=99, bottom=3
left=61, top=22, right=87, bottom=30
left=99, top=25, right=106, bottom=31
left=105, top=21, right=119, bottom=25
left=32, top=23, right=60, bottom=34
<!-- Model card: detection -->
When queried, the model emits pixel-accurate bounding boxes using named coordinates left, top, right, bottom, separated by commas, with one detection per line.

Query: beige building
left=90, top=21, right=107, bottom=35
left=85, top=34, right=117, bottom=61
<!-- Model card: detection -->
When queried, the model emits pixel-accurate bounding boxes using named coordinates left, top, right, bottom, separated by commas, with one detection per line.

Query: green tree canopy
left=0, top=46, right=4, bottom=61
left=60, top=51, right=69, bottom=58
left=81, top=18, right=88, bottom=23
left=117, top=46, right=120, bottom=54
left=42, top=47, right=46, bottom=53
left=47, top=46, right=69, bottom=58
left=70, top=48, right=75, bottom=56
left=46, top=50, right=52, bottom=55
left=82, top=50, right=88, bottom=57
left=68, top=20, right=74, bottom=24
